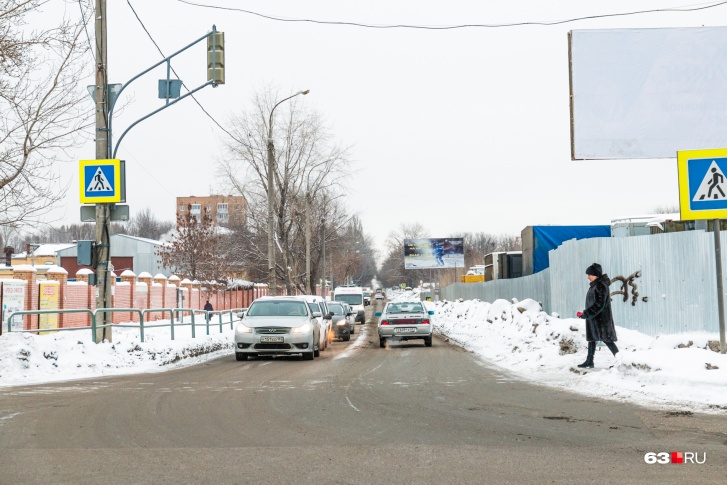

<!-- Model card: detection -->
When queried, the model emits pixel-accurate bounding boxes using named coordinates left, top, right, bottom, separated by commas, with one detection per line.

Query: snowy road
left=1, top=302, right=725, bottom=484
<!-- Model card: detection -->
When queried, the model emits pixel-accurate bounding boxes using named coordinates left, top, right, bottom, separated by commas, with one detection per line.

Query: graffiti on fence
left=610, top=271, right=649, bottom=306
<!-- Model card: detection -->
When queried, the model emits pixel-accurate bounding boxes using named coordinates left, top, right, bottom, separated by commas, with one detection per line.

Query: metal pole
left=321, top=219, right=325, bottom=298
left=266, top=123, right=276, bottom=296
left=714, top=219, right=726, bottom=354
left=265, top=91, right=309, bottom=297
left=305, top=192, right=311, bottom=294
left=94, top=0, right=111, bottom=343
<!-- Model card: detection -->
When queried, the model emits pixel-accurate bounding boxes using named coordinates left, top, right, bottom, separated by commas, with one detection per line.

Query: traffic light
left=207, top=32, right=225, bottom=84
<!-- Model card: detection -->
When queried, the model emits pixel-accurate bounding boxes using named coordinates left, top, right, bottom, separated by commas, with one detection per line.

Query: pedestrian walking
left=576, top=263, right=619, bottom=368
left=204, top=299, right=213, bottom=312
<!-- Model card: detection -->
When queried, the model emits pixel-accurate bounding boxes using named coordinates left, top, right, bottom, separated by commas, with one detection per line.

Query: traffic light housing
left=207, top=32, right=225, bottom=85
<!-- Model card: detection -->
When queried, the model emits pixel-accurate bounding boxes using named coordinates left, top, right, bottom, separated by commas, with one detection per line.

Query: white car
left=302, top=295, right=333, bottom=351
left=375, top=300, right=434, bottom=348
left=234, top=296, right=322, bottom=361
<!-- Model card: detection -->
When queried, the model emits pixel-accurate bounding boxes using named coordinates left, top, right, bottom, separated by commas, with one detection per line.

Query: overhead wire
left=126, top=0, right=249, bottom=148
left=174, top=0, right=727, bottom=30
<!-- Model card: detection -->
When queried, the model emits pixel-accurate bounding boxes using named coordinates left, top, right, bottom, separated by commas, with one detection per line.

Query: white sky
left=2, top=291, right=724, bottom=413
left=48, top=1, right=727, bottom=253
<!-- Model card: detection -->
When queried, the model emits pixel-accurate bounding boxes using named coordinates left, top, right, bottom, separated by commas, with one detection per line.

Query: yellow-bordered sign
left=79, top=159, right=121, bottom=203
left=678, top=148, right=727, bottom=220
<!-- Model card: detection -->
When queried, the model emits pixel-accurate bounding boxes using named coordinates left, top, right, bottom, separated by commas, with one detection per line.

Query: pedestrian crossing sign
left=678, top=148, right=727, bottom=220
left=79, top=159, right=122, bottom=203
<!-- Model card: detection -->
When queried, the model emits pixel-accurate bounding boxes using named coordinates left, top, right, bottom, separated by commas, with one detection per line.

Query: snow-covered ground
left=1, top=293, right=726, bottom=415
left=400, top=290, right=726, bottom=414
left=0, top=316, right=237, bottom=387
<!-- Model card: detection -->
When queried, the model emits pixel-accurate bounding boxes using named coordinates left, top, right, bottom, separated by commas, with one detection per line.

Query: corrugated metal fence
left=441, top=231, right=724, bottom=335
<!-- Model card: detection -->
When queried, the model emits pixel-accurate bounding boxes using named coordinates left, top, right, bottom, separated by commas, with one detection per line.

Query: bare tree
left=0, top=0, right=92, bottom=228
left=220, top=88, right=351, bottom=292
left=156, top=207, right=229, bottom=282
left=128, top=207, right=174, bottom=240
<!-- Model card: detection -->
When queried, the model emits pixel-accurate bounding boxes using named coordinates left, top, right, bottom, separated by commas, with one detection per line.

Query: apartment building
left=176, top=194, right=246, bottom=225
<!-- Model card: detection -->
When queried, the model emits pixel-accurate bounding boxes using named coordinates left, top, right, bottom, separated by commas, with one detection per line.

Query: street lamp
left=267, top=89, right=310, bottom=296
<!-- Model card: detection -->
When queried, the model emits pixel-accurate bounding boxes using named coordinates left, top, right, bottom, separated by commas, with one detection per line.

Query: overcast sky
left=52, top=0, right=727, bottom=254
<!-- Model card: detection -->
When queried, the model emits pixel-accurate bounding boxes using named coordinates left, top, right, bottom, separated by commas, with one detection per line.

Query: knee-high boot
left=577, top=341, right=596, bottom=368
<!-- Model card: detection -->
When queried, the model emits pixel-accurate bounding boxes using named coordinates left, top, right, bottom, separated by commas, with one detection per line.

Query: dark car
left=327, top=301, right=355, bottom=341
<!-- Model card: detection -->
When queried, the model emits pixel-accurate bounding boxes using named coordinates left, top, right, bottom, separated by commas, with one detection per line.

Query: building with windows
left=176, top=195, right=246, bottom=226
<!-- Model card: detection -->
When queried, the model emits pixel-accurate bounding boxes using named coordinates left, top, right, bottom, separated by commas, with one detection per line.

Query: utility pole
left=305, top=192, right=312, bottom=295
left=94, top=0, right=111, bottom=343
left=320, top=219, right=325, bottom=298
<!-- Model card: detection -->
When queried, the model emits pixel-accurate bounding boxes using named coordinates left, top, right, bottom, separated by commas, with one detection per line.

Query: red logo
left=671, top=452, right=683, bottom=464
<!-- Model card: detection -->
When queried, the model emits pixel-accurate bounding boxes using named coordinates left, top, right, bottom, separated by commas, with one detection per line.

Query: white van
left=333, top=286, right=365, bottom=324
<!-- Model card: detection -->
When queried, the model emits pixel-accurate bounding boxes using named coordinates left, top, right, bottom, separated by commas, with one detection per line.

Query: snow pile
left=430, top=297, right=727, bottom=413
left=0, top=318, right=237, bottom=387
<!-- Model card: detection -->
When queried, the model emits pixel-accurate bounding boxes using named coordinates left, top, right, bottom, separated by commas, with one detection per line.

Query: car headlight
left=236, top=323, right=252, bottom=333
left=292, top=322, right=312, bottom=334
left=336, top=321, right=347, bottom=326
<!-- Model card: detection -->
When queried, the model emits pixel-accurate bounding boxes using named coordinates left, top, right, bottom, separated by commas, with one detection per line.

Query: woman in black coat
left=577, top=263, right=619, bottom=368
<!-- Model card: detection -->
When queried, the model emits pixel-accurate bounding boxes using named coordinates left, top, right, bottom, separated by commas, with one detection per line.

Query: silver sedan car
left=375, top=300, right=434, bottom=348
left=234, top=296, right=321, bottom=361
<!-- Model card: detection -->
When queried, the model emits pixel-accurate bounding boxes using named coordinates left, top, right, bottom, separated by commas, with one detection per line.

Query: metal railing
left=4, top=307, right=247, bottom=343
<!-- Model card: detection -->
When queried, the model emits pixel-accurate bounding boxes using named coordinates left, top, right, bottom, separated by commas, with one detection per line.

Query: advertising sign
left=38, top=281, right=60, bottom=335
left=678, top=148, right=727, bottom=220
left=404, top=238, right=465, bottom=269
left=2, top=280, right=26, bottom=332
left=569, top=27, right=727, bottom=160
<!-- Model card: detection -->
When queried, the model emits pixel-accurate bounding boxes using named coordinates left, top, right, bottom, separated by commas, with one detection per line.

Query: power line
left=174, top=0, right=727, bottom=30
left=125, top=0, right=248, bottom=147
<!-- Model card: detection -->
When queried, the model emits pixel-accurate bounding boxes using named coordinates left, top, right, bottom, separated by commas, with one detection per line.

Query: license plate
left=260, top=336, right=284, bottom=343
left=395, top=327, right=416, bottom=333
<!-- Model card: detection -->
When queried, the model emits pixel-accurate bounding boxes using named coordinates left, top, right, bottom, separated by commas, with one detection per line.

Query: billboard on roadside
left=404, top=238, right=464, bottom=269
left=569, top=27, right=727, bottom=160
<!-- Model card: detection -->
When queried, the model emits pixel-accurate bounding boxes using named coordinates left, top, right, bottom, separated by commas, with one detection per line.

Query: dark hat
left=585, top=263, right=602, bottom=277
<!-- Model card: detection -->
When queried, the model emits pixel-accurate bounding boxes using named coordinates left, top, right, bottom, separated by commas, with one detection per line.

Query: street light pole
left=267, top=89, right=309, bottom=296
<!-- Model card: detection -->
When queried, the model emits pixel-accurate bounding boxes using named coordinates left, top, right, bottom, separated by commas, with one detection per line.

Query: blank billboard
left=404, top=238, right=464, bottom=269
left=569, top=27, right=727, bottom=160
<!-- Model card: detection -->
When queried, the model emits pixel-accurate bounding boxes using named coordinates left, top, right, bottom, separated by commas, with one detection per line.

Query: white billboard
left=569, top=27, right=727, bottom=160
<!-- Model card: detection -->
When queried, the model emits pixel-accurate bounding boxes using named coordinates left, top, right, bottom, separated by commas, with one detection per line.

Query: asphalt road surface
left=1, top=300, right=725, bottom=484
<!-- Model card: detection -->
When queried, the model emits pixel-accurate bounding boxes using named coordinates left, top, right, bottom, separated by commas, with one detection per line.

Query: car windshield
left=247, top=300, right=308, bottom=317
left=327, top=303, right=344, bottom=315
left=385, top=303, right=424, bottom=314
left=335, top=294, right=362, bottom=305
left=363, top=292, right=371, bottom=297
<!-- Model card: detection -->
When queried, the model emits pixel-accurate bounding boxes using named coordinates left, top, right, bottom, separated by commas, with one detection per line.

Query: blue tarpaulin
left=533, top=225, right=611, bottom=273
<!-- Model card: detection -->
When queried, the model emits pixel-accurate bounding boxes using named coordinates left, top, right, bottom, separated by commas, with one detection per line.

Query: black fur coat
left=580, top=274, right=618, bottom=343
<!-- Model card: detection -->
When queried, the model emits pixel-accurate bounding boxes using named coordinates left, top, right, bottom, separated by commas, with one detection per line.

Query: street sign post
left=678, top=148, right=727, bottom=354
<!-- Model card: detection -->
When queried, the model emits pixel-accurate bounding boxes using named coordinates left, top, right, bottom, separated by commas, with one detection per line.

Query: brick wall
left=7, top=268, right=269, bottom=330
left=112, top=283, right=133, bottom=323
left=63, top=283, right=94, bottom=327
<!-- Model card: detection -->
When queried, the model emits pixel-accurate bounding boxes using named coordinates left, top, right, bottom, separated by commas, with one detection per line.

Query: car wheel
left=344, top=333, right=350, bottom=342
left=424, top=336, right=433, bottom=347
left=314, top=344, right=320, bottom=357
left=235, top=353, right=248, bottom=361
left=379, top=337, right=386, bottom=348
left=351, top=325, right=355, bottom=334
left=303, top=350, right=314, bottom=361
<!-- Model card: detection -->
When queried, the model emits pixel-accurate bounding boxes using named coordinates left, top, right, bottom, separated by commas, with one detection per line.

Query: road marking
left=344, top=361, right=384, bottom=412
left=0, top=412, right=20, bottom=421
left=345, top=395, right=360, bottom=412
